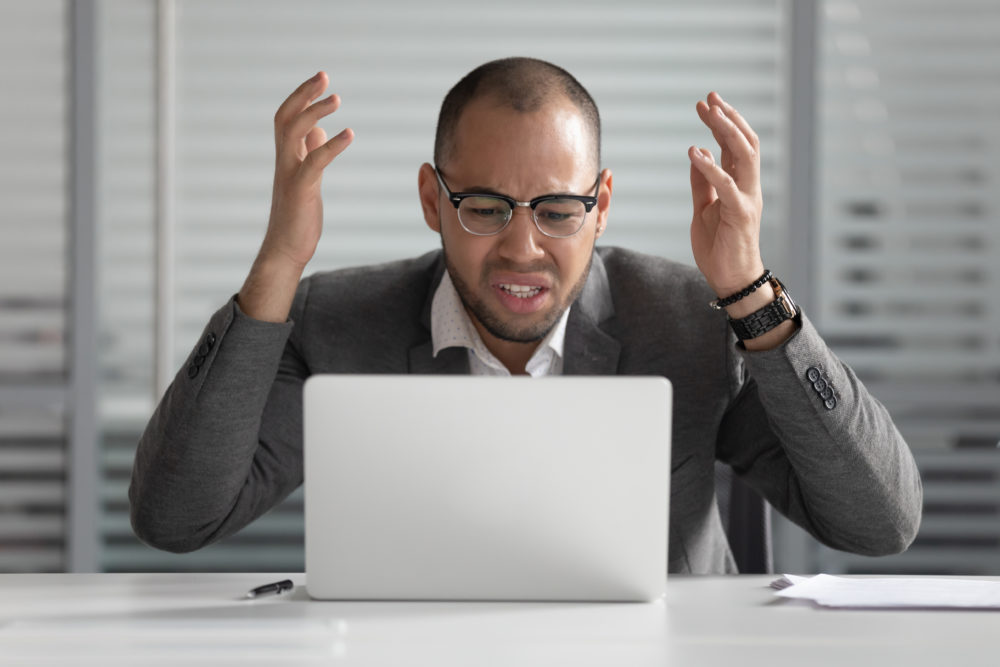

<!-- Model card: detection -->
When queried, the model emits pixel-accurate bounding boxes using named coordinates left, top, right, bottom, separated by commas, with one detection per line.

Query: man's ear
left=418, top=163, right=441, bottom=233
left=595, top=168, right=613, bottom=237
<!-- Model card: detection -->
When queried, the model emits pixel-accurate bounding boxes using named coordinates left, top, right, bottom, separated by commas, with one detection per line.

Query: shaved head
left=434, top=57, right=601, bottom=172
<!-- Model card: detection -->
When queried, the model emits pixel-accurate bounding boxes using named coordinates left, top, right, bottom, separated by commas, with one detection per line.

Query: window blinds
left=815, top=0, right=1000, bottom=574
left=97, top=0, right=788, bottom=571
left=0, top=0, right=69, bottom=572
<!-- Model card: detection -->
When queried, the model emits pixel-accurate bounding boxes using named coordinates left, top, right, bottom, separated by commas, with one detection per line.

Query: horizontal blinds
left=170, top=0, right=787, bottom=373
left=96, top=0, right=156, bottom=419
left=0, top=0, right=68, bottom=572
left=818, top=0, right=1000, bottom=390
left=98, top=0, right=788, bottom=571
left=816, top=0, right=1000, bottom=574
left=0, top=1, right=68, bottom=381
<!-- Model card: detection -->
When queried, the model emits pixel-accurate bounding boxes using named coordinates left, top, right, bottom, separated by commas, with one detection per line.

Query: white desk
left=0, top=573, right=993, bottom=665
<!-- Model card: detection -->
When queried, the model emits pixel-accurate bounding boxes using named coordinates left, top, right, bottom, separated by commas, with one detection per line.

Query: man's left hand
left=688, top=92, right=765, bottom=299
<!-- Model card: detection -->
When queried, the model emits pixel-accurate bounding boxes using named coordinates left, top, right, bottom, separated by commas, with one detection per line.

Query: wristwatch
left=727, top=277, right=799, bottom=341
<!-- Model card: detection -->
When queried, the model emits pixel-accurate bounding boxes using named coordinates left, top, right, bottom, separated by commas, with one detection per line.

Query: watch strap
left=727, top=279, right=799, bottom=341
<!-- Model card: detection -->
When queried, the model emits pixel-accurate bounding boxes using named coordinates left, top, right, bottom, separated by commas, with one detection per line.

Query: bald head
left=434, top=57, right=601, bottom=172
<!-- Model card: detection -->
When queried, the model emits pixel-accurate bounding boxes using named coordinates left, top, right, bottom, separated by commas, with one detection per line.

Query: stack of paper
left=772, top=574, right=1000, bottom=609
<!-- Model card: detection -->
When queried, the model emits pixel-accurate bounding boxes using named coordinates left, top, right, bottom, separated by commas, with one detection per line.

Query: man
left=130, top=58, right=922, bottom=573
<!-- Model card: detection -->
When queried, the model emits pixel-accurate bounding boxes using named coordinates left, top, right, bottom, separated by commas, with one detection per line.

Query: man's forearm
left=237, top=251, right=307, bottom=323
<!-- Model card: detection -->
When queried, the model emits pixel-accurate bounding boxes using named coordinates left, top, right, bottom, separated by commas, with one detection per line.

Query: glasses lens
left=458, top=196, right=512, bottom=235
left=534, top=199, right=587, bottom=237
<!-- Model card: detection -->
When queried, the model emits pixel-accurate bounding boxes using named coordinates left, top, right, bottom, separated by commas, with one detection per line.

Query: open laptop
left=303, top=375, right=672, bottom=602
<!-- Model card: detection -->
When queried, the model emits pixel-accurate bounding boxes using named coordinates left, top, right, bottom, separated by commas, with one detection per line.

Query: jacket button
left=820, top=387, right=834, bottom=400
left=198, top=342, right=210, bottom=357
left=813, top=378, right=827, bottom=392
left=193, top=354, right=206, bottom=367
left=806, top=367, right=821, bottom=382
left=187, top=364, right=199, bottom=379
left=824, top=397, right=837, bottom=410
left=206, top=332, right=217, bottom=347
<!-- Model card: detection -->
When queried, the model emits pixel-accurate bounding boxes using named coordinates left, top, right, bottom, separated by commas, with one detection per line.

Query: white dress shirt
left=430, top=270, right=569, bottom=377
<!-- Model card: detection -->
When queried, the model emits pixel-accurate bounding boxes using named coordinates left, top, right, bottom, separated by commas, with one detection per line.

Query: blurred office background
left=1, top=0, right=998, bottom=574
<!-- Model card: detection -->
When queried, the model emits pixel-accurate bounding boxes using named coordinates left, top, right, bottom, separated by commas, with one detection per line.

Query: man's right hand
left=238, top=72, right=354, bottom=323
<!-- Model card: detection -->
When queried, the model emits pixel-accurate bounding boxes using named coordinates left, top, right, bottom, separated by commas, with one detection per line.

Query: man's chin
left=476, top=307, right=559, bottom=344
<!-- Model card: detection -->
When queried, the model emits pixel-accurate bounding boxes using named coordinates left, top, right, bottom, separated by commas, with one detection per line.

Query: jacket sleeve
left=128, top=280, right=312, bottom=553
left=715, top=313, right=923, bottom=556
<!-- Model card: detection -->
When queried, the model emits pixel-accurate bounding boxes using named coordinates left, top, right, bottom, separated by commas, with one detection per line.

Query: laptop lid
left=303, top=375, right=671, bottom=601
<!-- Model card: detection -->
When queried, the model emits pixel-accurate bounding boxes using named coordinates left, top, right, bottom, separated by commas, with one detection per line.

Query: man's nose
left=497, top=207, right=545, bottom=261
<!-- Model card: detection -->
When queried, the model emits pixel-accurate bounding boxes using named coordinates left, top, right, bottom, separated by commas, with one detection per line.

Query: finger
left=274, top=71, right=329, bottom=143
left=701, top=104, right=758, bottom=191
left=688, top=146, right=716, bottom=213
left=277, top=94, right=342, bottom=174
left=688, top=145, right=741, bottom=204
left=707, top=92, right=760, bottom=153
left=305, top=126, right=327, bottom=153
left=298, top=128, right=355, bottom=188
left=695, top=100, right=730, bottom=159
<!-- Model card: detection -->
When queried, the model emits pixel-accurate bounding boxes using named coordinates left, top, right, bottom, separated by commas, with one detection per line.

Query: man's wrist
left=724, top=276, right=801, bottom=350
left=237, top=252, right=306, bottom=323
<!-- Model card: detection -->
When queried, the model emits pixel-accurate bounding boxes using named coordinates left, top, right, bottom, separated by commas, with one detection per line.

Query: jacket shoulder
left=596, top=246, right=714, bottom=310
left=290, top=250, right=442, bottom=354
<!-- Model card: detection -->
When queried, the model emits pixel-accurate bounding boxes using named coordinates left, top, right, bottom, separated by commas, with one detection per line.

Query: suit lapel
left=563, top=252, right=621, bottom=375
left=408, top=342, right=470, bottom=374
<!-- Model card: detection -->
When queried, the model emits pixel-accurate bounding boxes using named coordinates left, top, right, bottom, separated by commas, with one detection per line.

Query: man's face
left=427, top=96, right=609, bottom=347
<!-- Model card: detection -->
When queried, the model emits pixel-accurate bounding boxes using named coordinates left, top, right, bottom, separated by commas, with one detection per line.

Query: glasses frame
left=434, top=166, right=600, bottom=238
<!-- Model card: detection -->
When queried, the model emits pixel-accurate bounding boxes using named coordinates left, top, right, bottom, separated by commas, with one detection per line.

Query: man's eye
left=541, top=211, right=571, bottom=222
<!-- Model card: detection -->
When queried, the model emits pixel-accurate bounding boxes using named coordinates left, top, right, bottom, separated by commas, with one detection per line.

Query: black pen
left=245, top=579, right=294, bottom=599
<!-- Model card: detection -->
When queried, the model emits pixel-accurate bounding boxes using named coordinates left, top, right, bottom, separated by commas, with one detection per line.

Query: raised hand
left=687, top=91, right=764, bottom=299
left=239, top=72, right=353, bottom=322
left=264, top=71, right=354, bottom=270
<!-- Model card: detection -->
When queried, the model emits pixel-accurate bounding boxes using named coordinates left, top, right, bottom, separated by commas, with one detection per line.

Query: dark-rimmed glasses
left=434, top=166, right=599, bottom=238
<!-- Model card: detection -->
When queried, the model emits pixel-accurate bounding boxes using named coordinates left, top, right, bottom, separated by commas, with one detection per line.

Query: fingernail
left=310, top=71, right=323, bottom=82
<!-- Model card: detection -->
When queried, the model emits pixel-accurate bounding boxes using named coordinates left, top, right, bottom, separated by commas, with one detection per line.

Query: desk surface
left=0, top=573, right=993, bottom=666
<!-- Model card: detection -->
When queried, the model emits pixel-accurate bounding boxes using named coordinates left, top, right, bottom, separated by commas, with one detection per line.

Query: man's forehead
left=446, top=96, right=598, bottom=183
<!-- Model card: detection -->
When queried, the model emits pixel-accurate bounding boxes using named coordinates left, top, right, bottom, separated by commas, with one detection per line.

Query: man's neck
left=470, top=318, right=539, bottom=375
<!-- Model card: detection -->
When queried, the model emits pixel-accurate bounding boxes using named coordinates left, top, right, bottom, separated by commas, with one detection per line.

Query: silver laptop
left=303, top=375, right=672, bottom=601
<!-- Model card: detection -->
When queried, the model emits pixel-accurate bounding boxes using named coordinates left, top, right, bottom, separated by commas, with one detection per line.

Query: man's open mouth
left=498, top=283, right=543, bottom=299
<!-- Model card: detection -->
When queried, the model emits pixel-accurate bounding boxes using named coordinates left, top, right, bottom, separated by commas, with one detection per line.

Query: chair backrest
left=714, top=463, right=773, bottom=574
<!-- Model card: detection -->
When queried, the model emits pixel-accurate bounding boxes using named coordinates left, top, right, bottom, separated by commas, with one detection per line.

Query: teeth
left=499, top=283, right=542, bottom=299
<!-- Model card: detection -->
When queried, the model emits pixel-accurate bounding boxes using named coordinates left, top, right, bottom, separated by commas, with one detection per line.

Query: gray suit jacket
left=130, top=247, right=922, bottom=573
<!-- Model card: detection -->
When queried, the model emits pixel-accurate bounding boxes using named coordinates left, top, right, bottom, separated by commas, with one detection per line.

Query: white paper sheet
left=773, top=574, right=1000, bottom=609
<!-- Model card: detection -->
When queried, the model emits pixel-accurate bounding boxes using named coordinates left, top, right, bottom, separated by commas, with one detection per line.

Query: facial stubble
left=441, top=232, right=594, bottom=345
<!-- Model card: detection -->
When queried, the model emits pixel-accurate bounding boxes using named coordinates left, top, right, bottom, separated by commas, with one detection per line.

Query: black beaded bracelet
left=709, top=269, right=773, bottom=310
